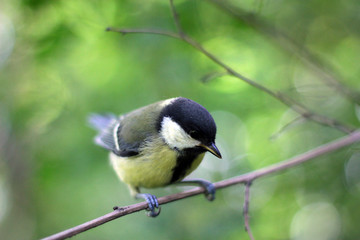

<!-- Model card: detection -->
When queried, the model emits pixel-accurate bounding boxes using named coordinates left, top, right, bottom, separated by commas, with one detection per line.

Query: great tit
left=89, top=97, right=222, bottom=217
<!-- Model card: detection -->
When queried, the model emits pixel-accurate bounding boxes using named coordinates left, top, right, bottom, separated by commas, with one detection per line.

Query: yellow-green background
left=1, top=0, right=360, bottom=239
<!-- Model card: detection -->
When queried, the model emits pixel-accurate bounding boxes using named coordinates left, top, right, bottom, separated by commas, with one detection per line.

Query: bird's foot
left=136, top=193, right=161, bottom=217
left=180, top=179, right=216, bottom=201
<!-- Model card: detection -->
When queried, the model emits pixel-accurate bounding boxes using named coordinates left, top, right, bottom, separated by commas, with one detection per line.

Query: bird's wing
left=88, top=113, right=128, bottom=155
left=88, top=102, right=163, bottom=157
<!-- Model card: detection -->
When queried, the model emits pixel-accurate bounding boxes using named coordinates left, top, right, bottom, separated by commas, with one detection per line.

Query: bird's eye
left=189, top=130, right=200, bottom=139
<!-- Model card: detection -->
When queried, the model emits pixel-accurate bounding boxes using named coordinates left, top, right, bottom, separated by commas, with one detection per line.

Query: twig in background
left=243, top=181, right=254, bottom=240
left=105, top=1, right=355, bottom=134
left=169, top=0, right=185, bottom=37
left=200, top=72, right=229, bottom=83
left=270, top=116, right=306, bottom=140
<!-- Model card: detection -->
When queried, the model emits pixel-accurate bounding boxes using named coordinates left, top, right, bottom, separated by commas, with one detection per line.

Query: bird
left=88, top=97, right=222, bottom=217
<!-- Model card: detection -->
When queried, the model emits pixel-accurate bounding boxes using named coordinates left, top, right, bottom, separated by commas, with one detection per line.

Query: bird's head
left=157, top=97, right=221, bottom=158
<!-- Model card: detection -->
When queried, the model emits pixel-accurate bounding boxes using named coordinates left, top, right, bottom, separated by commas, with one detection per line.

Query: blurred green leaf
left=1, top=0, right=359, bottom=239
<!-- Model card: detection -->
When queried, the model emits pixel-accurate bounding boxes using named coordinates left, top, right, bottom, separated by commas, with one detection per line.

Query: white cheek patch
left=160, top=117, right=200, bottom=150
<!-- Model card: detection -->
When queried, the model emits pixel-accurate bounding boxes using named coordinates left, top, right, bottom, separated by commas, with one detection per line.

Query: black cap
left=158, top=97, right=217, bottom=145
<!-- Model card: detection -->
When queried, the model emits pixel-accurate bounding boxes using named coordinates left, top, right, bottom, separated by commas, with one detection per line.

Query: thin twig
left=42, top=130, right=360, bottom=240
left=201, top=72, right=229, bottom=83
left=105, top=0, right=355, bottom=134
left=107, top=27, right=354, bottom=134
left=243, top=181, right=254, bottom=240
left=105, top=27, right=181, bottom=39
left=275, top=93, right=353, bottom=133
left=270, top=116, right=305, bottom=140
left=169, top=0, right=185, bottom=37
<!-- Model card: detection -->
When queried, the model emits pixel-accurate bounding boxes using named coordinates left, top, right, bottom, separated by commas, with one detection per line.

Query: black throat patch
left=170, top=147, right=205, bottom=183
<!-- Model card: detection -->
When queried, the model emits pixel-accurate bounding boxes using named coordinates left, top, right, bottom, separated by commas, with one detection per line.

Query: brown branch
left=243, top=181, right=254, bottom=240
left=42, top=130, right=360, bottom=240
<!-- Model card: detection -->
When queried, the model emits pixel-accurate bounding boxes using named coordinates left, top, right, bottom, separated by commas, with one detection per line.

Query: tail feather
left=88, top=113, right=117, bottom=131
left=88, top=113, right=119, bottom=152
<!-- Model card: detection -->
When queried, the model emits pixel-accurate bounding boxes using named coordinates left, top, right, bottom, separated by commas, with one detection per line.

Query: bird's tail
left=88, top=113, right=117, bottom=131
left=88, top=113, right=120, bottom=152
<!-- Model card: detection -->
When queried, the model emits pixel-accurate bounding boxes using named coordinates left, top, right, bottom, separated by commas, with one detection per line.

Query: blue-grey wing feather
left=88, top=113, right=139, bottom=156
left=88, top=101, right=165, bottom=157
left=88, top=113, right=118, bottom=152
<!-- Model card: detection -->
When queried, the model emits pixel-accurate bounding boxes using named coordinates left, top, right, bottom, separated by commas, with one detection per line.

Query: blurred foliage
left=0, top=0, right=360, bottom=239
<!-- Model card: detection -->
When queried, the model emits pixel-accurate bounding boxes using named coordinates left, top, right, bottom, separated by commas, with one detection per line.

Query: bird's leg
left=129, top=186, right=161, bottom=217
left=177, top=178, right=216, bottom=201
left=135, top=193, right=161, bottom=217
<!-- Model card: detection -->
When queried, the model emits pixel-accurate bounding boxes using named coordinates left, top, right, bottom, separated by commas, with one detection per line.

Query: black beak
left=200, top=142, right=222, bottom=159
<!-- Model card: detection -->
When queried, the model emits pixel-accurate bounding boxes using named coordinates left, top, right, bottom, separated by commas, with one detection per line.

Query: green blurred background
left=1, top=0, right=360, bottom=239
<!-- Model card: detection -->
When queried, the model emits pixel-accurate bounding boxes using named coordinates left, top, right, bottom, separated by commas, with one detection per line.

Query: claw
left=201, top=181, right=216, bottom=201
left=136, top=193, right=161, bottom=217
left=146, top=206, right=161, bottom=217
left=180, top=179, right=216, bottom=201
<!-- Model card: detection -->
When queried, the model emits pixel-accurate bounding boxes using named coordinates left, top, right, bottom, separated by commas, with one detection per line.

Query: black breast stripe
left=170, top=148, right=205, bottom=183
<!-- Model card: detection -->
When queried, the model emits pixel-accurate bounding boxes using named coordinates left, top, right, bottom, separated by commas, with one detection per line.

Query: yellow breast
left=110, top=137, right=176, bottom=188
left=110, top=137, right=205, bottom=189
